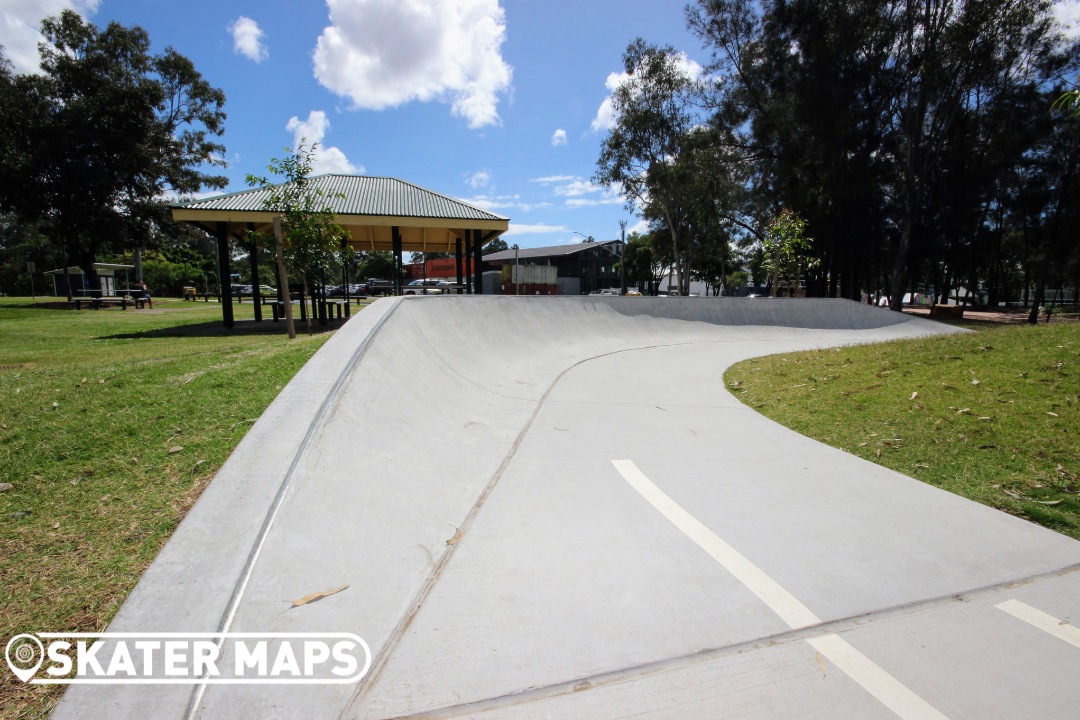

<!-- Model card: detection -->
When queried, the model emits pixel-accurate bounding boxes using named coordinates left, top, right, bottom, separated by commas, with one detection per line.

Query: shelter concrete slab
left=50, top=297, right=1080, bottom=720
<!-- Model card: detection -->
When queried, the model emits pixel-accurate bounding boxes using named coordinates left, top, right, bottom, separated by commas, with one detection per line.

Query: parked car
left=404, top=279, right=442, bottom=295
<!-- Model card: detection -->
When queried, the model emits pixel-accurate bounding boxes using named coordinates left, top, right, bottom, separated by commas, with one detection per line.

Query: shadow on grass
left=0, top=301, right=81, bottom=310
left=97, top=317, right=351, bottom=339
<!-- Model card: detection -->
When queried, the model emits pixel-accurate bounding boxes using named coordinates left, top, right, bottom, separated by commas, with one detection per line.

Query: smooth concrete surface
left=51, top=297, right=1080, bottom=719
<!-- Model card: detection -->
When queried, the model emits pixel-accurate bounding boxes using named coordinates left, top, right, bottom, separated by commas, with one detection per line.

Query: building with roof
left=44, top=263, right=135, bottom=298
left=482, top=240, right=624, bottom=295
left=172, top=175, right=509, bottom=327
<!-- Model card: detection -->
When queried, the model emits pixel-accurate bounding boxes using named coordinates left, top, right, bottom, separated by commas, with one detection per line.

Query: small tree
left=595, top=39, right=704, bottom=296
left=246, top=140, right=343, bottom=339
left=761, top=209, right=818, bottom=297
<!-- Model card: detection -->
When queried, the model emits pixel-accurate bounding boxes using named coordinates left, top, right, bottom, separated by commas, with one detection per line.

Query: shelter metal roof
left=484, top=240, right=621, bottom=262
left=43, top=263, right=134, bottom=275
left=172, top=175, right=509, bottom=253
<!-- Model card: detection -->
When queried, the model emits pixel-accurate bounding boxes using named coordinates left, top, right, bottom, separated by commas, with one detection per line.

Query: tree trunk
left=889, top=203, right=913, bottom=311
left=1028, top=255, right=1047, bottom=325
left=302, top=274, right=313, bottom=334
left=273, top=217, right=296, bottom=340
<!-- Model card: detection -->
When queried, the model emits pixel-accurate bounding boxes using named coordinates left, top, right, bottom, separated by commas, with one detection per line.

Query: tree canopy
left=0, top=10, right=226, bottom=295
left=595, top=0, right=1080, bottom=315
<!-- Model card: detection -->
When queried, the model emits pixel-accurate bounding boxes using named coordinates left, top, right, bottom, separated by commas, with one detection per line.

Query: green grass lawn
left=724, top=317, right=1080, bottom=540
left=0, top=296, right=351, bottom=718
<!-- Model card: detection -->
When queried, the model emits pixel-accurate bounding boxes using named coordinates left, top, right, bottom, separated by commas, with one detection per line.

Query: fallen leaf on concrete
left=288, top=585, right=348, bottom=608
left=816, top=652, right=827, bottom=677
left=446, top=527, right=464, bottom=546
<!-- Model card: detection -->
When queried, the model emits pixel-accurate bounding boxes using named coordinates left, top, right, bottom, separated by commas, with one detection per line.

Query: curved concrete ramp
left=54, top=297, right=1080, bottom=719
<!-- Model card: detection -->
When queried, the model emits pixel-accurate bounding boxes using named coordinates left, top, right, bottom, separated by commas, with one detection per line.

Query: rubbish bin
left=183, top=286, right=196, bottom=301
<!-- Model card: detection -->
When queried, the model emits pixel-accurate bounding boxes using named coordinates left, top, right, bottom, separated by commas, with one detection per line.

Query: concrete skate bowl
left=53, top=297, right=1080, bottom=720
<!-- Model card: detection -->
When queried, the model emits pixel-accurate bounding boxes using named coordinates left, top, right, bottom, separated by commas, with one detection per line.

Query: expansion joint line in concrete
left=181, top=298, right=404, bottom=720
left=339, top=338, right=726, bottom=718
left=383, top=562, right=1080, bottom=720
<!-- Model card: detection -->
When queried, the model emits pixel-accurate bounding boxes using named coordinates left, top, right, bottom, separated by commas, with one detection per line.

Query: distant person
left=139, top=280, right=152, bottom=309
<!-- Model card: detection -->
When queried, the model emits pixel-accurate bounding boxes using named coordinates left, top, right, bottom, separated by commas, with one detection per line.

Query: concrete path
left=53, top=297, right=1080, bottom=719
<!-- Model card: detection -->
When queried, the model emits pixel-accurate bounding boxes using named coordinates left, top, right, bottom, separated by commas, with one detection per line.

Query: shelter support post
left=455, top=238, right=464, bottom=295
left=392, top=226, right=403, bottom=296
left=341, top=238, right=351, bottom=317
left=216, top=222, right=234, bottom=329
left=248, top=223, right=262, bottom=322
left=464, top=235, right=472, bottom=294
left=477, top=229, right=486, bottom=293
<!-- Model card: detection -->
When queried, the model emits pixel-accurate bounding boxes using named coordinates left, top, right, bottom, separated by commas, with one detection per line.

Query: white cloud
left=312, top=0, right=513, bottom=128
left=591, top=53, right=703, bottom=132
left=565, top=196, right=624, bottom=208
left=285, top=111, right=363, bottom=175
left=230, top=17, right=268, bottom=63
left=1057, top=1, right=1080, bottom=39
left=590, top=71, right=628, bottom=132
left=529, top=175, right=625, bottom=206
left=531, top=175, right=578, bottom=185
left=552, top=179, right=601, bottom=197
left=504, top=223, right=568, bottom=236
left=464, top=194, right=551, bottom=212
left=0, top=0, right=100, bottom=74
left=467, top=170, right=490, bottom=189
left=551, top=128, right=567, bottom=147
left=627, top=218, right=651, bottom=236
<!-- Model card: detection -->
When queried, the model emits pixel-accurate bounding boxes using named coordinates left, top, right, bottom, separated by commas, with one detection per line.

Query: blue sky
left=6, top=1, right=1080, bottom=250
left=1, top=0, right=709, bottom=248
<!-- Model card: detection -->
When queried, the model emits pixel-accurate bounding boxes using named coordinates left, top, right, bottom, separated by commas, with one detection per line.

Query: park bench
left=325, top=300, right=347, bottom=319
left=73, top=296, right=139, bottom=310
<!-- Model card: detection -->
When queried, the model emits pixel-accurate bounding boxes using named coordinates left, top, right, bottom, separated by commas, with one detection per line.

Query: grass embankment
left=725, top=318, right=1080, bottom=540
left=0, top=296, right=344, bottom=718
